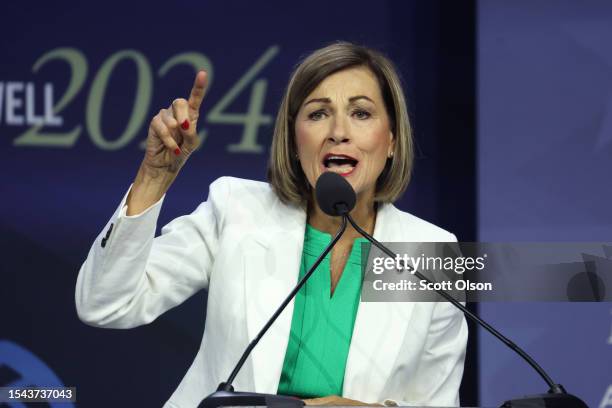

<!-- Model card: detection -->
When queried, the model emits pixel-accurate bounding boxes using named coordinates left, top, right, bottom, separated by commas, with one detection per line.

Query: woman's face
left=295, top=66, right=395, bottom=203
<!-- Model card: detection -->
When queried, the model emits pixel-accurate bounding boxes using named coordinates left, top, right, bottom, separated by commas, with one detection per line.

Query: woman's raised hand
left=126, top=71, right=208, bottom=215
left=142, top=70, right=208, bottom=177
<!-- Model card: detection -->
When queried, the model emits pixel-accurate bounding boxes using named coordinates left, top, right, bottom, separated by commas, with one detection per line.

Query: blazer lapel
left=342, top=203, right=415, bottom=402
left=242, top=199, right=414, bottom=401
left=243, top=200, right=307, bottom=394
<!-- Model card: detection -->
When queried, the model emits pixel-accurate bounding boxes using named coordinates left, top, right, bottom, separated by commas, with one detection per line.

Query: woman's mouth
left=321, top=153, right=359, bottom=177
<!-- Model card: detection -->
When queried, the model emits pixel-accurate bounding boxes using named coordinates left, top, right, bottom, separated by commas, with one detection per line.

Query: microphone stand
left=344, top=213, right=588, bottom=408
left=198, top=216, right=348, bottom=408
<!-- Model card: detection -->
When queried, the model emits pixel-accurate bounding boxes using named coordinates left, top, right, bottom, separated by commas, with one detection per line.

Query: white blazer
left=75, top=177, right=467, bottom=408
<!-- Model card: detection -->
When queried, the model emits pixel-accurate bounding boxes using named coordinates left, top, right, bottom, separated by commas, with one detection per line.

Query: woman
left=75, top=42, right=467, bottom=407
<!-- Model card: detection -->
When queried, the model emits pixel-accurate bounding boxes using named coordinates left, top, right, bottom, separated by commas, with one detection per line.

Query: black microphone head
left=315, top=172, right=356, bottom=216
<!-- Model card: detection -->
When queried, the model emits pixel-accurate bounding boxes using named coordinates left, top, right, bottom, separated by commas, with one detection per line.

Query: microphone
left=198, top=173, right=356, bottom=408
left=324, top=172, right=587, bottom=408
left=315, top=171, right=356, bottom=216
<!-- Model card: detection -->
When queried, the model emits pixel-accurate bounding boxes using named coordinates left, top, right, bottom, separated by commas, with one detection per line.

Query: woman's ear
left=388, top=131, right=396, bottom=158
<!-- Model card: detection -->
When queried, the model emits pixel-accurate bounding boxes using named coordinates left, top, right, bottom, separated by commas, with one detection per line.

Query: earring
left=388, top=151, right=394, bottom=159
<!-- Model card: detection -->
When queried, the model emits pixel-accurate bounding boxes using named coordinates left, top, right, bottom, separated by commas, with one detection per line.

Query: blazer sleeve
left=75, top=177, right=230, bottom=329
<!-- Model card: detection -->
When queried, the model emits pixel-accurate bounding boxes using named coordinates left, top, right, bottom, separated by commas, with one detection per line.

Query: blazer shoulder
left=211, top=177, right=276, bottom=201
left=209, top=177, right=283, bottom=220
left=384, top=204, right=457, bottom=242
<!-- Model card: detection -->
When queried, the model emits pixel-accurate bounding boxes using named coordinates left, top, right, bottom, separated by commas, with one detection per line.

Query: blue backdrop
left=478, top=2, right=612, bottom=407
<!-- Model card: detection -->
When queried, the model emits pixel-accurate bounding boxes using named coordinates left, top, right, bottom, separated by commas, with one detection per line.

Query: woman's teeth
left=322, top=155, right=358, bottom=175
left=327, top=163, right=355, bottom=172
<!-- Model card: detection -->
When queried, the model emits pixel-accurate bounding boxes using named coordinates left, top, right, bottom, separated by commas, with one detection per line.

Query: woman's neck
left=307, top=192, right=377, bottom=241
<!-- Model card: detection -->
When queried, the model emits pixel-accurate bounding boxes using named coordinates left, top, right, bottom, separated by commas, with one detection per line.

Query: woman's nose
left=328, top=117, right=350, bottom=144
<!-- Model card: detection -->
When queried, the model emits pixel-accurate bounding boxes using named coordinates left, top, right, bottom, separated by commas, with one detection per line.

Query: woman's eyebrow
left=303, top=95, right=374, bottom=106
left=303, top=97, right=331, bottom=106
left=349, top=95, right=374, bottom=104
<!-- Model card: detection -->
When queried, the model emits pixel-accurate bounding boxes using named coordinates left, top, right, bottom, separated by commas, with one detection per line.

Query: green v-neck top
left=277, top=224, right=369, bottom=398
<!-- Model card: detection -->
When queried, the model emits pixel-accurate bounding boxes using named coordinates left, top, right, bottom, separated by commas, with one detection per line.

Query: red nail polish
left=174, top=148, right=181, bottom=156
left=181, top=120, right=189, bottom=130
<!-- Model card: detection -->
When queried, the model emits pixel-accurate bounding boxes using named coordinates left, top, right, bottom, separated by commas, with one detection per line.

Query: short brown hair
left=267, top=41, right=413, bottom=207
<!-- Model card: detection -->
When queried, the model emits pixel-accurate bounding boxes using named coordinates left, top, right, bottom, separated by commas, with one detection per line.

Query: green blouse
left=277, top=224, right=369, bottom=398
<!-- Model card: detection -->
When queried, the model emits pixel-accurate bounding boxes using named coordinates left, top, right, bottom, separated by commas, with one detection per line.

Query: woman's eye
left=353, top=109, right=371, bottom=120
left=308, top=110, right=327, bottom=121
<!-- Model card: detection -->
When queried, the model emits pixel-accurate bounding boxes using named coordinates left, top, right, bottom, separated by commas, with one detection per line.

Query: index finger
left=188, top=70, right=208, bottom=118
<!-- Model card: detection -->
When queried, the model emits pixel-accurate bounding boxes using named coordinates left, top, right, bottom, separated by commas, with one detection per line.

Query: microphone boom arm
left=344, top=213, right=572, bottom=399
